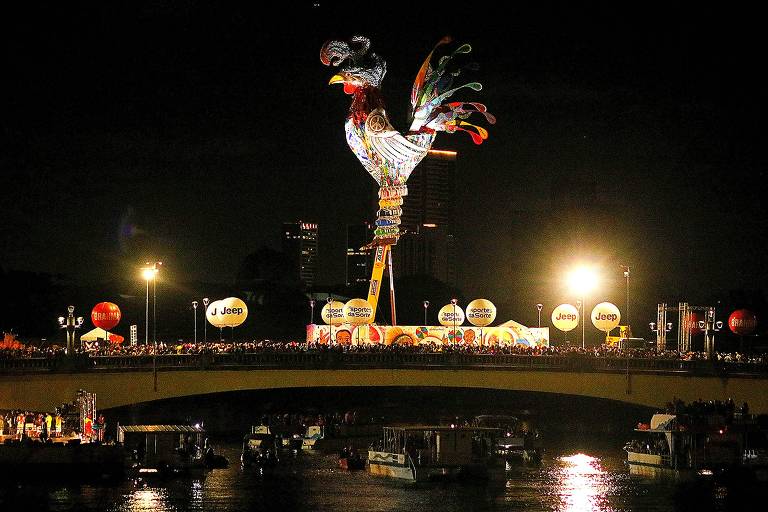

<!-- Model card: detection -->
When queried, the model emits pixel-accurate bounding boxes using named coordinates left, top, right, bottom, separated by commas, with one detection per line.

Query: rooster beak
left=328, top=74, right=345, bottom=85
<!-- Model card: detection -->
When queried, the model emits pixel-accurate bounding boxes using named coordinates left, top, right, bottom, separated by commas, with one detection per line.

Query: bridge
left=2, top=352, right=768, bottom=412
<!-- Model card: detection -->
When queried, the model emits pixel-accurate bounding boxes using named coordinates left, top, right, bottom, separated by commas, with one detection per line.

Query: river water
left=0, top=390, right=761, bottom=510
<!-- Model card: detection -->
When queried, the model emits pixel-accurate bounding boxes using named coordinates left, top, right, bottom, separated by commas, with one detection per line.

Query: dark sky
left=3, top=2, right=765, bottom=326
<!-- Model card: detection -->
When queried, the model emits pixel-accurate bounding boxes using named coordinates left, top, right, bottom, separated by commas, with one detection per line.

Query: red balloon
left=91, top=302, right=122, bottom=331
left=683, top=312, right=704, bottom=336
left=729, top=309, right=757, bottom=336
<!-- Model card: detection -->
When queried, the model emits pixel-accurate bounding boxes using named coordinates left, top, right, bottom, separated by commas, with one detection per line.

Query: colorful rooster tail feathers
left=408, top=39, right=494, bottom=143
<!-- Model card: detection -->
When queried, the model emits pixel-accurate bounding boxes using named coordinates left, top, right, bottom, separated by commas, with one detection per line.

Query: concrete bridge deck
left=2, top=352, right=767, bottom=412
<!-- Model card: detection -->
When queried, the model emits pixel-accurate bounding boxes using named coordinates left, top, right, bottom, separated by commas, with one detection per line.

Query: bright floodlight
left=141, top=268, right=156, bottom=281
left=567, top=266, right=598, bottom=295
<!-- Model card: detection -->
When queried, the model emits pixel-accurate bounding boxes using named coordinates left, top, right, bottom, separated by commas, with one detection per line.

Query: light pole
left=576, top=299, right=584, bottom=349
left=423, top=300, right=430, bottom=325
left=192, top=301, right=198, bottom=343
left=698, top=308, right=723, bottom=360
left=141, top=266, right=155, bottom=345
left=327, top=296, right=334, bottom=345
left=309, top=299, right=316, bottom=324
left=451, top=298, right=458, bottom=346
left=568, top=266, right=598, bottom=349
left=202, top=297, right=209, bottom=343
left=58, top=305, right=84, bottom=355
left=536, top=303, right=543, bottom=328
left=147, top=261, right=162, bottom=344
left=620, top=265, right=630, bottom=329
left=649, top=321, right=673, bottom=354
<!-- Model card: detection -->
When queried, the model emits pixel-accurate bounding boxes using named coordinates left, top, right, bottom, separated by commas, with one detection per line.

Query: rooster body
left=321, top=36, right=494, bottom=247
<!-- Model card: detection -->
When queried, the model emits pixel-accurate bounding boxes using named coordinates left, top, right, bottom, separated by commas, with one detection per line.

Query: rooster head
left=320, top=35, right=386, bottom=94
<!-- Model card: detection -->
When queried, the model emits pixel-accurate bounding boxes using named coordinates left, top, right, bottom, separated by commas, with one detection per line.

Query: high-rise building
left=282, top=221, right=318, bottom=288
left=346, top=223, right=373, bottom=286
left=395, top=149, right=458, bottom=285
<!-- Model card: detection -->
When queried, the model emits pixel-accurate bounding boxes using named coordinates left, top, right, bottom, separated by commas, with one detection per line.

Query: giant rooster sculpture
left=321, top=35, right=495, bottom=319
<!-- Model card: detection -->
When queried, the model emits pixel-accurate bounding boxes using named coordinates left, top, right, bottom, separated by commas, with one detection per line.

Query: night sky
left=3, top=2, right=765, bottom=332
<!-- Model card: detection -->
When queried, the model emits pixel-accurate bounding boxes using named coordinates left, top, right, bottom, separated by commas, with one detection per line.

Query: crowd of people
left=2, top=338, right=768, bottom=365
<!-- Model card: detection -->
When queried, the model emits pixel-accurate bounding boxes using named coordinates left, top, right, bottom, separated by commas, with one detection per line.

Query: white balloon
left=321, top=301, right=345, bottom=326
left=551, top=304, right=579, bottom=332
left=591, top=302, right=621, bottom=332
left=438, top=304, right=465, bottom=327
left=466, top=299, right=497, bottom=327
left=206, top=300, right=225, bottom=328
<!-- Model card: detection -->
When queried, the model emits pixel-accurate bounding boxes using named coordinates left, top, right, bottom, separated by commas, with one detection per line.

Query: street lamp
left=192, top=301, right=198, bottom=343
left=568, top=266, right=598, bottom=349
left=146, top=261, right=162, bottom=344
left=698, top=308, right=723, bottom=359
left=141, top=266, right=155, bottom=345
left=327, top=296, right=334, bottom=345
left=309, top=299, right=316, bottom=324
left=649, top=321, right=674, bottom=354
left=202, top=297, right=210, bottom=343
left=423, top=300, right=430, bottom=325
left=620, top=265, right=630, bottom=329
left=58, top=305, right=84, bottom=355
left=451, top=298, right=458, bottom=345
left=536, top=303, right=543, bottom=328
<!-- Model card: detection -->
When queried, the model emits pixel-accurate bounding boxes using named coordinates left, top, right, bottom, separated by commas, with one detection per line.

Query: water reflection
left=119, top=487, right=171, bottom=512
left=555, top=453, right=614, bottom=512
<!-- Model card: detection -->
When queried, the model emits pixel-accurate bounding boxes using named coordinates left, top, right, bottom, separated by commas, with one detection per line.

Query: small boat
left=118, top=424, right=223, bottom=478
left=624, top=408, right=768, bottom=479
left=474, top=415, right=543, bottom=465
left=241, top=426, right=280, bottom=468
left=338, top=446, right=365, bottom=470
left=368, top=425, right=500, bottom=481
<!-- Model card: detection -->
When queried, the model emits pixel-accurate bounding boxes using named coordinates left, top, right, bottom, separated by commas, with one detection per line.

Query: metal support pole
left=388, top=249, right=397, bottom=326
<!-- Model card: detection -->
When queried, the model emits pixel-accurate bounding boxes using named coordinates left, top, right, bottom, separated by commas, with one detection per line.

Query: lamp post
left=451, top=298, right=458, bottom=346
left=576, top=299, right=584, bottom=349
left=192, top=301, right=198, bottom=343
left=309, top=299, right=316, bottom=324
left=202, top=297, right=209, bottom=343
left=58, top=305, right=84, bottom=355
left=568, top=266, right=598, bottom=349
left=649, top=321, right=673, bottom=354
left=141, top=266, right=155, bottom=345
left=327, top=296, right=334, bottom=345
left=147, top=261, right=162, bottom=344
left=698, top=308, right=723, bottom=360
left=423, top=300, right=430, bottom=325
left=620, top=265, right=630, bottom=329
left=536, top=303, right=543, bottom=328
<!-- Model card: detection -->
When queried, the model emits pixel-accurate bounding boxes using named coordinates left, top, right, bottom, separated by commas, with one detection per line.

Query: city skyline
left=2, top=2, right=765, bottom=335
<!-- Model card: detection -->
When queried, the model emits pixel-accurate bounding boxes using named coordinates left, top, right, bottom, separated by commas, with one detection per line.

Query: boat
left=367, top=425, right=500, bottom=481
left=117, top=424, right=226, bottom=477
left=338, top=445, right=365, bottom=470
left=474, top=415, right=543, bottom=465
left=300, top=423, right=381, bottom=452
left=624, top=407, right=768, bottom=479
left=241, top=426, right=280, bottom=468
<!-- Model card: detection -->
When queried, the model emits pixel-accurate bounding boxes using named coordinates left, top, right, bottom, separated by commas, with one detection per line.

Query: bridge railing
left=2, top=352, right=767, bottom=375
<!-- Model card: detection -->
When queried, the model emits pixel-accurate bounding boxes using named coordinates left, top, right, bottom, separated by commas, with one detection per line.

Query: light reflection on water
left=0, top=442, right=745, bottom=511
left=555, top=453, right=613, bottom=512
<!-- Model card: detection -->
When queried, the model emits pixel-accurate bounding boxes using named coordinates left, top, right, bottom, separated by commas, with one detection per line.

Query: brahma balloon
left=551, top=304, right=579, bottom=332
left=438, top=304, right=465, bottom=327
left=91, top=302, right=121, bottom=331
left=343, top=298, right=375, bottom=325
left=321, top=301, right=345, bottom=326
left=591, top=302, right=621, bottom=332
left=466, top=299, right=496, bottom=327
left=729, top=309, right=757, bottom=335
left=683, top=312, right=704, bottom=336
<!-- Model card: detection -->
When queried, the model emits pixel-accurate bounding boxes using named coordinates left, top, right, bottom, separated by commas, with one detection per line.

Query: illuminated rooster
left=320, top=35, right=495, bottom=247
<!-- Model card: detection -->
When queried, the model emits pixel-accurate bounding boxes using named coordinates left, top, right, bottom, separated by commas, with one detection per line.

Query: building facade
left=282, top=221, right=318, bottom=288
left=395, top=149, right=457, bottom=285
left=346, top=222, right=373, bottom=287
